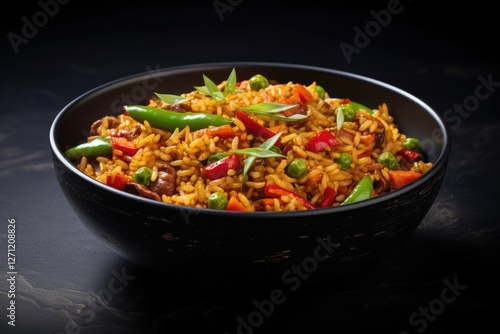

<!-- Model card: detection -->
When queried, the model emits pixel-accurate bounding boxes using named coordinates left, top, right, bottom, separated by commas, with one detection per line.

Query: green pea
left=286, top=158, right=308, bottom=178
left=207, top=152, right=226, bottom=164
left=314, top=85, right=326, bottom=99
left=207, top=192, right=228, bottom=210
left=249, top=74, right=269, bottom=91
left=134, top=167, right=152, bottom=186
left=403, top=137, right=422, bottom=152
left=377, top=152, right=398, bottom=170
left=338, top=103, right=356, bottom=121
left=337, top=152, right=352, bottom=170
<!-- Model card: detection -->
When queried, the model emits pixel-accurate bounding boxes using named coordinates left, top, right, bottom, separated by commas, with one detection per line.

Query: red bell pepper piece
left=264, top=183, right=315, bottom=209
left=226, top=196, right=247, bottom=211
left=305, top=130, right=339, bottom=153
left=397, top=148, right=422, bottom=162
left=202, top=153, right=241, bottom=180
left=319, top=186, right=336, bottom=208
left=106, top=174, right=131, bottom=191
left=110, top=136, right=138, bottom=156
left=387, top=170, right=421, bottom=189
left=236, top=110, right=281, bottom=144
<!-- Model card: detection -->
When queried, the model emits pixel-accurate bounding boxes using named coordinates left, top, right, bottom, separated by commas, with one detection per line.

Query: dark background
left=1, top=1, right=499, bottom=333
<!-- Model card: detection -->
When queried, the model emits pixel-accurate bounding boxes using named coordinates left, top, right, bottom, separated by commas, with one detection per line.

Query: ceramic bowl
left=49, top=62, right=451, bottom=288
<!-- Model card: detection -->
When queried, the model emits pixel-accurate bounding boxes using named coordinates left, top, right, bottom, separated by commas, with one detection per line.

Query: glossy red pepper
left=106, top=174, right=131, bottom=191
left=264, top=184, right=315, bottom=209
left=397, top=148, right=422, bottom=162
left=202, top=153, right=241, bottom=180
left=319, top=186, right=336, bottom=208
left=236, top=110, right=280, bottom=144
left=110, top=136, right=138, bottom=156
left=305, top=130, right=338, bottom=153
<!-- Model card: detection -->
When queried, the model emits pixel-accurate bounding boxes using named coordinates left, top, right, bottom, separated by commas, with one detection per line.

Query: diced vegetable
left=192, top=124, right=236, bottom=139
left=236, top=110, right=279, bottom=143
left=292, top=83, right=313, bottom=103
left=388, top=170, right=421, bottom=189
left=106, top=174, right=131, bottom=191
left=226, top=196, right=246, bottom=211
left=319, top=186, right=336, bottom=208
left=264, top=184, right=315, bottom=209
left=110, top=136, right=138, bottom=156
left=202, top=153, right=241, bottom=180
left=133, top=167, right=152, bottom=186
left=305, top=130, right=338, bottom=153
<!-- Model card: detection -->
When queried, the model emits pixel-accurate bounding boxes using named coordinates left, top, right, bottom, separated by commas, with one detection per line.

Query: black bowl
left=49, top=62, right=451, bottom=289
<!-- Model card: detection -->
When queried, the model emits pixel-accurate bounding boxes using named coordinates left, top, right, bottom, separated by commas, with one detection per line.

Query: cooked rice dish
left=65, top=69, right=433, bottom=212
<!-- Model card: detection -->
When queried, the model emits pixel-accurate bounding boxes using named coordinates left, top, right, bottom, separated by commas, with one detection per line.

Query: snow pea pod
left=341, top=175, right=373, bottom=205
left=124, top=105, right=232, bottom=132
left=64, top=137, right=111, bottom=160
left=350, top=101, right=373, bottom=115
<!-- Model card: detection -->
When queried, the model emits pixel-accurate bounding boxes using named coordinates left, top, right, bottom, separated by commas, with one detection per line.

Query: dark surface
left=1, top=1, right=499, bottom=333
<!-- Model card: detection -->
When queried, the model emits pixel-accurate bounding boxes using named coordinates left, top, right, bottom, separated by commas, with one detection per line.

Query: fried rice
left=70, top=71, right=433, bottom=212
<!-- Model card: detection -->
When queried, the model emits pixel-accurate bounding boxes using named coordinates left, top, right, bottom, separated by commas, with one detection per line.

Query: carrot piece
left=360, top=134, right=375, bottom=145
left=278, top=92, right=302, bottom=105
left=292, top=83, right=313, bottom=103
left=226, top=196, right=247, bottom=211
left=387, top=170, right=421, bottom=189
left=192, top=124, right=235, bottom=139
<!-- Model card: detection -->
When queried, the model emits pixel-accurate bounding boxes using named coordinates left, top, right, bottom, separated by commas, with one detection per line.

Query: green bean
left=125, top=105, right=232, bottom=132
left=341, top=175, right=373, bottom=205
left=64, top=137, right=111, bottom=160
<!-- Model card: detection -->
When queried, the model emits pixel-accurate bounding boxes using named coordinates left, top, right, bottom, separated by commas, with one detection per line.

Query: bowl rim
left=49, top=61, right=451, bottom=219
